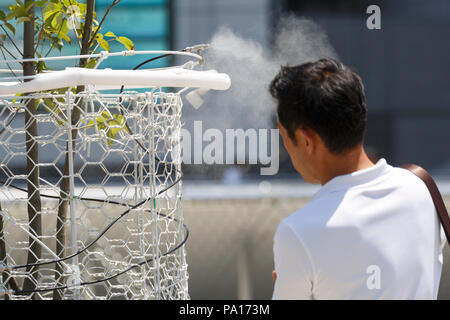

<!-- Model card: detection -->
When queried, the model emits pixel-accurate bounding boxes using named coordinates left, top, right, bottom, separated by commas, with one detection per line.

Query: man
left=270, top=59, right=445, bottom=299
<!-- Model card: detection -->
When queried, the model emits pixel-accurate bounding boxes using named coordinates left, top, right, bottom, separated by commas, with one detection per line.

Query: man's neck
left=319, top=147, right=375, bottom=185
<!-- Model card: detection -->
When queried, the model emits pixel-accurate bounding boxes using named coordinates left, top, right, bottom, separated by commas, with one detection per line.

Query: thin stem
left=33, top=15, right=44, bottom=52
left=91, top=41, right=100, bottom=53
left=0, top=24, right=23, bottom=56
left=70, top=19, right=82, bottom=50
left=0, top=47, right=21, bottom=83
left=32, top=16, right=44, bottom=55
left=67, top=0, right=82, bottom=50
left=87, top=0, right=120, bottom=48
left=44, top=17, right=67, bottom=57
left=0, top=43, right=19, bottom=61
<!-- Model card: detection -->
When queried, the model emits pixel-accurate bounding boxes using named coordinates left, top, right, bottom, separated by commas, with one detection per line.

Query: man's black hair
left=269, top=58, right=367, bottom=154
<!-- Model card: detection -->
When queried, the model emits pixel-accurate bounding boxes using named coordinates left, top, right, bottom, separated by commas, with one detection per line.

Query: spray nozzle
left=183, top=44, right=210, bottom=65
left=185, top=87, right=210, bottom=109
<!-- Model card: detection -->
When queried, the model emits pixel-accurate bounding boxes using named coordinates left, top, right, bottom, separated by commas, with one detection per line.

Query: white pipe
left=0, top=67, right=231, bottom=94
left=66, top=91, right=81, bottom=298
left=0, top=69, right=23, bottom=73
left=0, top=50, right=202, bottom=64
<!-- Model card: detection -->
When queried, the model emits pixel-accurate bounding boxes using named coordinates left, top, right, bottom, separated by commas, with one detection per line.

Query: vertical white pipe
left=66, top=90, right=80, bottom=299
left=133, top=95, right=146, bottom=298
left=174, top=94, right=188, bottom=299
left=148, top=91, right=160, bottom=299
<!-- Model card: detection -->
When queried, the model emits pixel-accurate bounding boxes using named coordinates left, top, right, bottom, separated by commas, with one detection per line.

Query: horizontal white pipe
left=0, top=50, right=202, bottom=64
left=0, top=69, right=23, bottom=73
left=0, top=67, right=231, bottom=94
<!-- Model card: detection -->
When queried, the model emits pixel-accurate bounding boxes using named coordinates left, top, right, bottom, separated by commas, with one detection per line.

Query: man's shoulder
left=284, top=185, right=347, bottom=226
left=385, top=165, right=433, bottom=201
left=281, top=196, right=337, bottom=243
left=282, top=164, right=433, bottom=243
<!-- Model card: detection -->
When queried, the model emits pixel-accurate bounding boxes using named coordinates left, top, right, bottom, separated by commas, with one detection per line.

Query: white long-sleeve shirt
left=273, top=159, right=445, bottom=299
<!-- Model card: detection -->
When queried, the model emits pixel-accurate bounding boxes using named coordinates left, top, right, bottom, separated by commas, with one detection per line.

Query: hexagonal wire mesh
left=0, top=88, right=189, bottom=300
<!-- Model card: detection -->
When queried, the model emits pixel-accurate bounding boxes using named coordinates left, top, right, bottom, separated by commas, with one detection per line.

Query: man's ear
left=295, top=127, right=316, bottom=154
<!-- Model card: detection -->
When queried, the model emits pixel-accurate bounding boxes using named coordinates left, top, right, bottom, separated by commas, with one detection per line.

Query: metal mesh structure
left=0, top=88, right=188, bottom=299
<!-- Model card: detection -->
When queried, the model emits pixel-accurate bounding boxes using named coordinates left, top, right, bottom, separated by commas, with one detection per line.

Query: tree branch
left=44, top=17, right=67, bottom=58
left=54, top=0, right=96, bottom=300
left=22, top=0, right=42, bottom=300
left=67, top=0, right=82, bottom=50
left=87, top=0, right=120, bottom=48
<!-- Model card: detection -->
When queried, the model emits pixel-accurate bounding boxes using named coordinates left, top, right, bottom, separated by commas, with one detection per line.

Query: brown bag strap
left=401, top=163, right=450, bottom=242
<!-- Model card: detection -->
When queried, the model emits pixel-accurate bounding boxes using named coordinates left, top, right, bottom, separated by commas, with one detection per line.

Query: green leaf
left=85, top=58, right=98, bottom=69
left=4, top=22, right=16, bottom=34
left=99, top=40, right=110, bottom=52
left=92, top=112, right=130, bottom=147
left=12, top=92, right=23, bottom=104
left=50, top=11, right=62, bottom=29
left=115, top=114, right=130, bottom=133
left=42, top=96, right=66, bottom=126
left=78, top=2, right=87, bottom=14
left=56, top=19, right=70, bottom=42
left=95, top=32, right=103, bottom=40
left=5, top=11, right=15, bottom=21
left=16, top=16, right=31, bottom=24
left=96, top=35, right=110, bottom=52
left=36, top=0, right=48, bottom=8
left=7, top=1, right=32, bottom=22
left=116, top=36, right=134, bottom=50
left=42, top=97, right=56, bottom=112
left=36, top=60, right=48, bottom=73
left=35, top=98, right=41, bottom=110
left=41, top=87, right=71, bottom=117
left=6, top=5, right=18, bottom=20
left=0, top=11, right=6, bottom=20
left=43, top=2, right=62, bottom=22
left=55, top=38, right=63, bottom=50
left=86, top=119, right=95, bottom=128
left=24, top=1, right=34, bottom=14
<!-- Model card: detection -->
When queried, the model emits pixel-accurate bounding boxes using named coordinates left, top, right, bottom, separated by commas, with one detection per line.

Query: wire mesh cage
left=0, top=49, right=230, bottom=300
left=0, top=88, right=188, bottom=300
